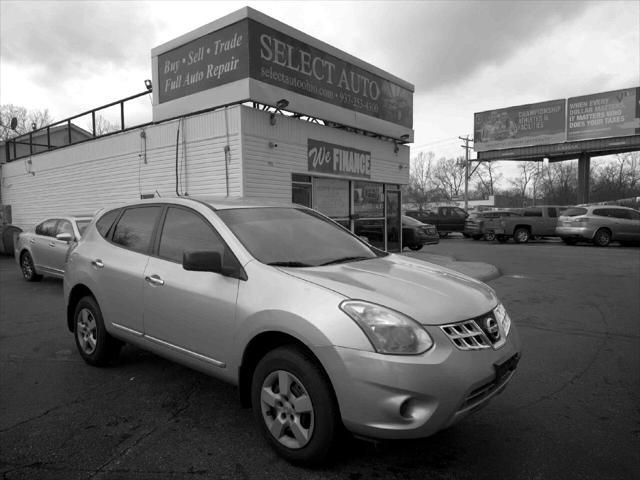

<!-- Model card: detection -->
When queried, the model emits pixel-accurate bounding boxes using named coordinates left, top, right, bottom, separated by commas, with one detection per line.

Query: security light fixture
left=144, top=79, right=153, bottom=91
left=276, top=99, right=289, bottom=110
left=400, top=134, right=410, bottom=141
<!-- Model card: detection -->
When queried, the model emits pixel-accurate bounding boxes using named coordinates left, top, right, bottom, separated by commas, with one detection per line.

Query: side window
left=96, top=209, right=121, bottom=238
left=611, top=209, right=631, bottom=220
left=548, top=207, right=558, bottom=218
left=56, top=220, right=74, bottom=237
left=593, top=208, right=609, bottom=217
left=523, top=208, right=542, bottom=217
left=158, top=207, right=225, bottom=264
left=35, top=219, right=59, bottom=237
left=629, top=210, right=640, bottom=221
left=453, top=208, right=467, bottom=218
left=112, top=206, right=161, bottom=254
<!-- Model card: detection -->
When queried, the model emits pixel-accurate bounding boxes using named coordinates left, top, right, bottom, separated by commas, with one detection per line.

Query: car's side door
left=31, top=219, right=60, bottom=273
left=95, top=205, right=163, bottom=336
left=142, top=205, right=241, bottom=369
left=613, top=209, right=640, bottom=240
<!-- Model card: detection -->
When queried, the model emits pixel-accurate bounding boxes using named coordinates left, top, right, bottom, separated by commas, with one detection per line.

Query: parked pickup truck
left=405, top=206, right=468, bottom=237
left=485, top=205, right=569, bottom=243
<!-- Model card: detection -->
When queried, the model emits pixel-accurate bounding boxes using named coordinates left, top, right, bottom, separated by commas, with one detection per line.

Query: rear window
left=562, top=208, right=587, bottom=217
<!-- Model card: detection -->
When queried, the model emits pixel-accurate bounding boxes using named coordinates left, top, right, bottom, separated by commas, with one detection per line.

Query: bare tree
left=473, top=161, right=503, bottom=198
left=509, top=161, right=540, bottom=198
left=590, top=152, right=640, bottom=201
left=91, top=115, right=119, bottom=135
left=407, top=151, right=436, bottom=209
left=0, top=104, right=53, bottom=141
left=434, top=156, right=465, bottom=199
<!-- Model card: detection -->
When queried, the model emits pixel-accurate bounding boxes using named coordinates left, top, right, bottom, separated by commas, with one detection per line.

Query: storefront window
left=292, top=174, right=312, bottom=207
left=354, top=219, right=384, bottom=250
left=314, top=178, right=350, bottom=219
left=353, top=181, right=383, bottom=218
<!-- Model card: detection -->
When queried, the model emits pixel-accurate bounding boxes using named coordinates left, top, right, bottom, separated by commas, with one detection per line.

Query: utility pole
left=459, top=135, right=473, bottom=210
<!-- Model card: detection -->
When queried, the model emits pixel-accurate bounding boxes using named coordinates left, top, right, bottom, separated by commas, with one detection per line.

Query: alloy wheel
left=76, top=308, right=98, bottom=355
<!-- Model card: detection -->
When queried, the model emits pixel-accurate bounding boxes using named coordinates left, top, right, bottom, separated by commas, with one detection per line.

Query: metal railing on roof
left=3, top=90, right=152, bottom=163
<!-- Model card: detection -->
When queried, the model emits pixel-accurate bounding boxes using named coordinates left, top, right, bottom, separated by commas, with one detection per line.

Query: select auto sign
left=156, top=17, right=413, bottom=130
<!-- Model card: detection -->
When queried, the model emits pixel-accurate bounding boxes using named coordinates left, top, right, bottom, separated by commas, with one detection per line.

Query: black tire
left=73, top=296, right=121, bottom=366
left=471, top=235, right=482, bottom=241
left=408, top=244, right=423, bottom=251
left=20, top=251, right=43, bottom=282
left=496, top=235, right=508, bottom=243
left=593, top=228, right=611, bottom=247
left=438, top=232, right=449, bottom=239
left=513, top=228, right=531, bottom=244
left=251, top=346, right=340, bottom=466
left=484, top=232, right=496, bottom=242
left=462, top=233, right=471, bottom=238
left=562, top=238, right=577, bottom=245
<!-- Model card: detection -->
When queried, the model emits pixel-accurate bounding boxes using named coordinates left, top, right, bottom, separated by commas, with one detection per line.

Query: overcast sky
left=1, top=0, right=638, bottom=164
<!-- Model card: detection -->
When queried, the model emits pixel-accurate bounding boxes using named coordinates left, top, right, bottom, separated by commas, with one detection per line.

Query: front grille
left=441, top=320, right=491, bottom=350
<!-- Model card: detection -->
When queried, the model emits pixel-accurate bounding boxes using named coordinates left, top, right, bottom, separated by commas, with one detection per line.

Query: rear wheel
left=20, top=251, right=43, bottom=282
left=471, top=235, right=482, bottom=241
left=484, top=232, right=496, bottom=241
left=74, top=296, right=121, bottom=366
left=513, top=228, right=531, bottom=244
left=251, top=346, right=340, bottom=466
left=593, top=228, right=611, bottom=247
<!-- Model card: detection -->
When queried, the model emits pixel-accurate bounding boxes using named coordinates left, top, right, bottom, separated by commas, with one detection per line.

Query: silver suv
left=556, top=205, right=640, bottom=246
left=64, top=197, right=521, bottom=465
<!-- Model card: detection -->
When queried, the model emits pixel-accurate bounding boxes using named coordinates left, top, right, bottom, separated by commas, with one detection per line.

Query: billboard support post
left=577, top=152, right=591, bottom=205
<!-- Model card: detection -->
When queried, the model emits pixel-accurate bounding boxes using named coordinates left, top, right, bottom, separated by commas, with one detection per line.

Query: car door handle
left=145, top=275, right=165, bottom=286
left=49, top=242, right=56, bottom=247
left=29, top=239, right=36, bottom=244
left=91, top=259, right=104, bottom=269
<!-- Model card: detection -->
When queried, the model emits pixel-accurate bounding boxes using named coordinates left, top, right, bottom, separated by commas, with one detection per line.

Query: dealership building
left=1, top=7, right=414, bottom=252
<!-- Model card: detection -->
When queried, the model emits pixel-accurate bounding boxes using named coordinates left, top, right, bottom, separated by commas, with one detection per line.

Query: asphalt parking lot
left=1, top=239, right=639, bottom=480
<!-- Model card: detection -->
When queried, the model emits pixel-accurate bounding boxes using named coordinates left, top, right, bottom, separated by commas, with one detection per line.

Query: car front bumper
left=315, top=324, right=521, bottom=440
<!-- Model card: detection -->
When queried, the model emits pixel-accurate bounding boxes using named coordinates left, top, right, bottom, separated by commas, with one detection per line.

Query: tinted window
left=402, top=215, right=423, bottom=226
left=593, top=208, right=610, bottom=217
left=610, top=209, right=631, bottom=220
left=36, top=219, right=58, bottom=237
left=452, top=208, right=467, bottom=218
left=96, top=209, right=121, bottom=238
left=629, top=210, right=640, bottom=221
left=56, top=220, right=74, bottom=237
left=547, top=207, right=558, bottom=218
left=563, top=208, right=588, bottom=217
left=158, top=207, right=224, bottom=263
left=112, top=206, right=161, bottom=253
left=523, top=208, right=542, bottom=217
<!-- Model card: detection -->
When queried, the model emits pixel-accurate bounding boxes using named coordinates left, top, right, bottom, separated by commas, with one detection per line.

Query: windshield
left=216, top=207, right=383, bottom=267
left=402, top=215, right=423, bottom=226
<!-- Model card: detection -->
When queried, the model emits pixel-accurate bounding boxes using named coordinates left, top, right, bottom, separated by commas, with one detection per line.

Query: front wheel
left=408, top=244, right=423, bottom=251
left=484, top=231, right=496, bottom=242
left=513, top=228, right=531, bottom=244
left=74, top=296, right=121, bottom=366
left=251, top=346, right=340, bottom=466
left=20, top=251, right=43, bottom=282
left=593, top=228, right=611, bottom=247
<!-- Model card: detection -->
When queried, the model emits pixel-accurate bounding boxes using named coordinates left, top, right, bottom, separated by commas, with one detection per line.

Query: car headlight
left=493, top=303, right=512, bottom=337
left=340, top=300, right=433, bottom=355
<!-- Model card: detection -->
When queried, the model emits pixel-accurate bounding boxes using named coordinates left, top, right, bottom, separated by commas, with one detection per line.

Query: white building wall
left=240, top=106, right=409, bottom=202
left=0, top=107, right=242, bottom=230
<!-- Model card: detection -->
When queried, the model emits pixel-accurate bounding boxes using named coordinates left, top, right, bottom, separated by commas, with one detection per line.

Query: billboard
left=474, top=100, right=566, bottom=152
left=567, top=87, right=640, bottom=141
left=152, top=8, right=414, bottom=139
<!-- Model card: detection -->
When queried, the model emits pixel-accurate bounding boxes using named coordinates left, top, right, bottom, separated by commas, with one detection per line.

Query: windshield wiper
left=319, top=256, right=373, bottom=266
left=267, top=261, right=313, bottom=267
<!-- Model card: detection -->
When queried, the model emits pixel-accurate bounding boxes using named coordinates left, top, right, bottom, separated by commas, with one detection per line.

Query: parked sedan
left=64, top=197, right=520, bottom=465
left=556, top=205, right=640, bottom=246
left=15, top=215, right=93, bottom=281
left=400, top=215, right=439, bottom=250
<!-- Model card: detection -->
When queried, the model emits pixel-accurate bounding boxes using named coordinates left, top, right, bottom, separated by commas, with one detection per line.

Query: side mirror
left=56, top=232, right=73, bottom=243
left=183, top=250, right=247, bottom=280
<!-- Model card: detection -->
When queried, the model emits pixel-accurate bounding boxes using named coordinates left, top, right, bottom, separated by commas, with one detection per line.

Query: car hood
left=280, top=254, right=497, bottom=325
